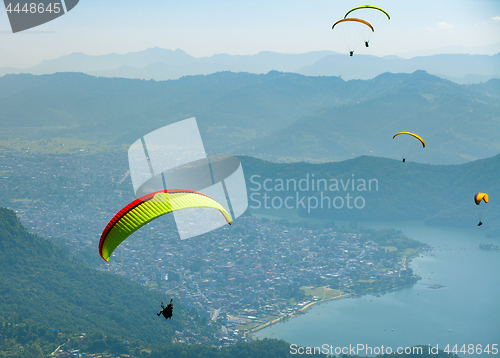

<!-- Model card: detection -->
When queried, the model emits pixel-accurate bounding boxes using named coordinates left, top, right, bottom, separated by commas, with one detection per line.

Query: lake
left=251, top=209, right=500, bottom=357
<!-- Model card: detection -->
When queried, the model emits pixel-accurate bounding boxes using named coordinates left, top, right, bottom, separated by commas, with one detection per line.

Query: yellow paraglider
left=474, top=192, right=489, bottom=226
left=392, top=132, right=425, bottom=148
left=393, top=132, right=425, bottom=162
left=474, top=192, right=489, bottom=205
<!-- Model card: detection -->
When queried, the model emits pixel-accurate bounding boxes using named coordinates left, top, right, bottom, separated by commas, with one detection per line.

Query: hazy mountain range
left=1, top=47, right=499, bottom=84
left=236, top=71, right=500, bottom=164
left=240, top=154, right=500, bottom=238
left=1, top=70, right=498, bottom=165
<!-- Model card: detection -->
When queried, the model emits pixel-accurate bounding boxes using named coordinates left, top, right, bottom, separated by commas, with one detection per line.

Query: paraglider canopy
left=344, top=5, right=390, bottom=20
left=474, top=193, right=489, bottom=205
left=332, top=18, right=374, bottom=32
left=392, top=132, right=425, bottom=162
left=343, top=6, right=390, bottom=50
left=474, top=193, right=488, bottom=226
left=332, top=18, right=374, bottom=56
left=99, top=189, right=232, bottom=262
left=392, top=132, right=425, bottom=148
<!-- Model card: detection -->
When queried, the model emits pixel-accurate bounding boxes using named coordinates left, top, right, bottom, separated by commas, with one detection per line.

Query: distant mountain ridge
left=1, top=47, right=498, bottom=84
left=239, top=154, right=500, bottom=238
left=296, top=53, right=500, bottom=83
left=0, top=70, right=498, bottom=165
left=237, top=71, right=500, bottom=164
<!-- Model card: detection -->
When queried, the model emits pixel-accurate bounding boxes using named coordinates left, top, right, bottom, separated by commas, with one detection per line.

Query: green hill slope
left=240, top=154, right=500, bottom=237
left=0, top=71, right=355, bottom=149
left=237, top=72, right=500, bottom=164
left=0, top=207, right=205, bottom=346
left=1, top=71, right=498, bottom=164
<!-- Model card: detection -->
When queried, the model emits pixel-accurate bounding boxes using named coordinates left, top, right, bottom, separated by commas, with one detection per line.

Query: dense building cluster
left=94, top=214, right=409, bottom=343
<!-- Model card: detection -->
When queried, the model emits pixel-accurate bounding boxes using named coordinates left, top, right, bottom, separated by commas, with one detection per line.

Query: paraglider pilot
left=349, top=51, right=354, bottom=57
left=157, top=299, right=173, bottom=320
left=477, top=221, right=483, bottom=226
left=402, top=158, right=405, bottom=163
left=365, top=41, right=369, bottom=47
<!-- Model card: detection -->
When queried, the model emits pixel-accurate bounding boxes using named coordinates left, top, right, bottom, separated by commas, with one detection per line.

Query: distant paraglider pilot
left=332, top=18, right=374, bottom=58
left=474, top=193, right=488, bottom=228
left=157, top=299, right=173, bottom=320
left=365, top=41, right=369, bottom=47
left=393, top=132, right=425, bottom=163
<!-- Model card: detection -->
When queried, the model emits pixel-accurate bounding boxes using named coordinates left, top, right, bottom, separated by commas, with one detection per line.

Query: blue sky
left=0, top=0, right=499, bottom=67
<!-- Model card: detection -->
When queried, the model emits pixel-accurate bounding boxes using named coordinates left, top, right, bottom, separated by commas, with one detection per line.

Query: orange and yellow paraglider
left=332, top=18, right=374, bottom=56
left=474, top=192, right=489, bottom=226
left=474, top=192, right=489, bottom=205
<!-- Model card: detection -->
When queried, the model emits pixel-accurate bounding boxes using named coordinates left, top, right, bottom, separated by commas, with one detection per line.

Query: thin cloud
left=492, top=16, right=500, bottom=22
left=436, top=22, right=454, bottom=30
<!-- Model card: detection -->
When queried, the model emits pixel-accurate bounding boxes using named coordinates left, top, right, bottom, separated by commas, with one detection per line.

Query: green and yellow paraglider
left=344, top=5, right=390, bottom=48
left=99, top=189, right=232, bottom=262
left=344, top=6, right=390, bottom=20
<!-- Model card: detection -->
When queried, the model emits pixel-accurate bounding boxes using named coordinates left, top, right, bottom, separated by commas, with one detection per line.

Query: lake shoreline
left=247, top=292, right=352, bottom=337
left=247, top=244, right=426, bottom=338
left=247, top=279, right=423, bottom=338
left=249, top=219, right=498, bottom=357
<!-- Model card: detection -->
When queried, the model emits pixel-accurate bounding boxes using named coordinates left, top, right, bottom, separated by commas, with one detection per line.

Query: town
left=0, top=148, right=422, bottom=346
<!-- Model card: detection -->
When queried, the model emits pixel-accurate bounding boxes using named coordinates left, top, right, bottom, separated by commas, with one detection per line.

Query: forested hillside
left=237, top=72, right=500, bottom=164
left=240, top=154, right=500, bottom=237
left=0, top=71, right=498, bottom=164
left=0, top=207, right=206, bottom=347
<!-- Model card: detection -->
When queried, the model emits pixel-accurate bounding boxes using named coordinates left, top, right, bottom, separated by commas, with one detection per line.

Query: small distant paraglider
left=332, top=18, right=374, bottom=56
left=393, top=132, right=425, bottom=162
left=474, top=192, right=489, bottom=226
left=332, top=5, right=390, bottom=56
left=344, top=5, right=390, bottom=49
